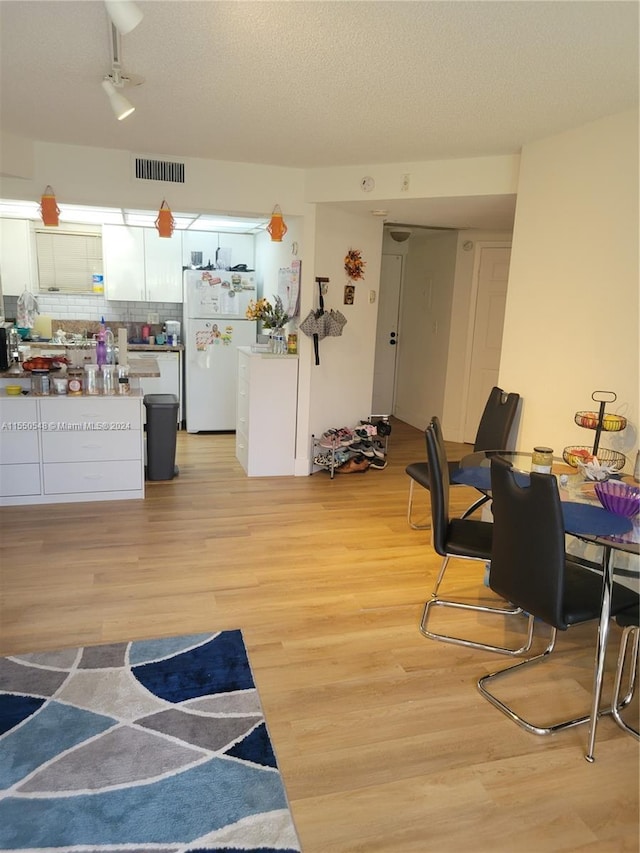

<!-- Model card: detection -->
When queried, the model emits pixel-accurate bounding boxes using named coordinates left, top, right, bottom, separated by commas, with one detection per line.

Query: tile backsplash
left=3, top=294, right=183, bottom=327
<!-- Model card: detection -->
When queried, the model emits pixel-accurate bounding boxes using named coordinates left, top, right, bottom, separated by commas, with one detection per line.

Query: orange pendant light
left=267, top=204, right=287, bottom=242
left=40, top=185, right=60, bottom=227
left=155, top=199, right=175, bottom=238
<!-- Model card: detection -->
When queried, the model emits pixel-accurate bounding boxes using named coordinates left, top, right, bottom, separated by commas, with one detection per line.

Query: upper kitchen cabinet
left=182, top=231, right=255, bottom=271
left=103, top=225, right=182, bottom=303
left=0, top=218, right=37, bottom=296
left=103, top=225, right=145, bottom=301
left=143, top=229, right=182, bottom=302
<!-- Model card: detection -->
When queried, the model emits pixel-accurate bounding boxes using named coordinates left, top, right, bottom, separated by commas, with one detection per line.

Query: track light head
left=105, top=0, right=143, bottom=35
left=102, top=78, right=135, bottom=120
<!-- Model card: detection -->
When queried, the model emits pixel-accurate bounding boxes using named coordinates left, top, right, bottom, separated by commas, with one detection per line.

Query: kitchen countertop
left=0, top=357, right=160, bottom=379
left=24, top=342, right=183, bottom=353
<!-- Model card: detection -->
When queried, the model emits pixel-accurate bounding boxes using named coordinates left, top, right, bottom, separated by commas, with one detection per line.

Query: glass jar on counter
left=52, top=376, right=68, bottom=395
left=531, top=446, right=553, bottom=474
left=84, top=363, right=100, bottom=395
left=67, top=368, right=83, bottom=396
left=101, top=364, right=116, bottom=395
left=30, top=369, right=50, bottom=396
left=117, top=365, right=130, bottom=395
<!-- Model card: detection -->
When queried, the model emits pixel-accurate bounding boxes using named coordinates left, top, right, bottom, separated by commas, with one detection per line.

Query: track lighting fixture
left=105, top=0, right=143, bottom=35
left=102, top=22, right=143, bottom=121
left=102, top=78, right=135, bottom=120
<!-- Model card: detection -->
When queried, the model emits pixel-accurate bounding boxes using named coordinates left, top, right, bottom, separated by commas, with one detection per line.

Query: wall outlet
left=369, top=290, right=376, bottom=303
left=401, top=173, right=410, bottom=192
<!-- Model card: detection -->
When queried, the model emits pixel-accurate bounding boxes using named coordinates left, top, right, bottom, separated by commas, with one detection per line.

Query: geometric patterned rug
left=0, top=631, right=301, bottom=852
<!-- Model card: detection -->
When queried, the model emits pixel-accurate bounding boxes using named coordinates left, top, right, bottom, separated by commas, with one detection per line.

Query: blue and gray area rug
left=0, top=630, right=301, bottom=852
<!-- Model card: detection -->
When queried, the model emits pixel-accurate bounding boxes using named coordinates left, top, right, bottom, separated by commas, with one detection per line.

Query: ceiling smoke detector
left=389, top=228, right=412, bottom=243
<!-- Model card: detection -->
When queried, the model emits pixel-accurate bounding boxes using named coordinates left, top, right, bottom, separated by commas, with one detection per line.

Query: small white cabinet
left=235, top=347, right=298, bottom=476
left=103, top=225, right=182, bottom=303
left=0, top=218, right=37, bottom=295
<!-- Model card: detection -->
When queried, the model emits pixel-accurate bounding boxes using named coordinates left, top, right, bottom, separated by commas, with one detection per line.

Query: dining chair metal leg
left=407, top=479, right=430, bottom=530
left=477, top=629, right=600, bottom=735
left=611, top=624, right=640, bottom=740
left=420, top=597, right=533, bottom=655
left=460, top=493, right=491, bottom=520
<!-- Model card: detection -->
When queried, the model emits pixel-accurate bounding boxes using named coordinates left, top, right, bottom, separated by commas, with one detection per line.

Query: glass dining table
left=452, top=449, right=639, bottom=762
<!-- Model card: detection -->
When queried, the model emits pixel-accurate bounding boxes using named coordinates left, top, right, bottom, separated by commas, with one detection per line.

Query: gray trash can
left=143, top=394, right=179, bottom=481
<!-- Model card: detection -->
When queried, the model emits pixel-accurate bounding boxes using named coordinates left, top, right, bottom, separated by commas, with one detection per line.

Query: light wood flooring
left=1, top=419, right=638, bottom=852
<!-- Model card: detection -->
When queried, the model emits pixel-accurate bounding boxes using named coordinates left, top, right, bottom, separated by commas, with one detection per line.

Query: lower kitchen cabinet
left=0, top=394, right=144, bottom=505
left=235, top=347, right=298, bottom=476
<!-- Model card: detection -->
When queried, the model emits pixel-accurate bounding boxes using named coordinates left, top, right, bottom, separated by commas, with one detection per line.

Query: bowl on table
left=594, top=480, right=640, bottom=518
left=5, top=385, right=23, bottom=396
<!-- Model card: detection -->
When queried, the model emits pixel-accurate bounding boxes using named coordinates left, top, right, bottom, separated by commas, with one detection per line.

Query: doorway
left=371, top=253, right=402, bottom=415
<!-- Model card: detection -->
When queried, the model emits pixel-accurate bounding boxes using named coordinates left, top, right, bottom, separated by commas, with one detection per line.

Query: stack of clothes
left=313, top=420, right=391, bottom=473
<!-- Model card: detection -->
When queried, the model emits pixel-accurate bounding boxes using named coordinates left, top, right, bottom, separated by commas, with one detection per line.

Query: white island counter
left=0, top=392, right=144, bottom=505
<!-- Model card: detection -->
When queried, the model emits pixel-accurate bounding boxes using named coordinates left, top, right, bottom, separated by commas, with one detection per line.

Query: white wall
left=0, top=139, right=306, bottom=218
left=500, top=109, right=639, bottom=472
left=307, top=205, right=383, bottom=440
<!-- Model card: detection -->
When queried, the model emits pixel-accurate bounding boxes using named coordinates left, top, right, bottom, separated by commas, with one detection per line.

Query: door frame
left=459, top=240, right=512, bottom=442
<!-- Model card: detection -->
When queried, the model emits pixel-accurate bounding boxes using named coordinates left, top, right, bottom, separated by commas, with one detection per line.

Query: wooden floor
left=1, top=418, right=638, bottom=852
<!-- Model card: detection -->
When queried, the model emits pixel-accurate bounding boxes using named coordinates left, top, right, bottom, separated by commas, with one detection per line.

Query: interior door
left=464, top=246, right=511, bottom=442
left=371, top=254, right=402, bottom=415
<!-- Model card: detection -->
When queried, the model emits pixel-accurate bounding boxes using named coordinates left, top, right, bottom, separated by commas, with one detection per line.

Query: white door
left=371, top=253, right=402, bottom=415
left=464, top=246, right=511, bottom=443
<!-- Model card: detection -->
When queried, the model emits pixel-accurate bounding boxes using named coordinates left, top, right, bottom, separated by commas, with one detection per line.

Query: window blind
left=36, top=229, right=102, bottom=292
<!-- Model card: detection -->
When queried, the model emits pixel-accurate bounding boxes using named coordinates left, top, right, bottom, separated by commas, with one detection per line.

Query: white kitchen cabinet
left=103, top=225, right=182, bottom=303
left=133, top=350, right=183, bottom=425
left=143, top=229, right=183, bottom=302
left=235, top=347, right=298, bottom=476
left=103, top=224, right=145, bottom=301
left=0, top=393, right=144, bottom=505
left=181, top=231, right=255, bottom=271
left=0, top=218, right=37, bottom=295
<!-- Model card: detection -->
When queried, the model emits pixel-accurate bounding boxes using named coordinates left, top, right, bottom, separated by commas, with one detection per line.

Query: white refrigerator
left=184, top=269, right=257, bottom=432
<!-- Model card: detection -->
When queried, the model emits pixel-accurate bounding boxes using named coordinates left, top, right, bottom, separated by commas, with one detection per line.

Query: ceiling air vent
left=134, top=157, right=185, bottom=183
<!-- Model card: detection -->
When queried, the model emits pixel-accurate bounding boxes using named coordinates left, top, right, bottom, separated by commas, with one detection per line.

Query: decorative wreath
left=344, top=248, right=366, bottom=281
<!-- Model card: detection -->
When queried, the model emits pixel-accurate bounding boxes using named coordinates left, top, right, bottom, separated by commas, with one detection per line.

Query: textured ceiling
left=0, top=1, right=637, bottom=229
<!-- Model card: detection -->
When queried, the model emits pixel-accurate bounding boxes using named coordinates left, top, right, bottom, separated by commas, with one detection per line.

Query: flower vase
left=269, top=328, right=286, bottom=354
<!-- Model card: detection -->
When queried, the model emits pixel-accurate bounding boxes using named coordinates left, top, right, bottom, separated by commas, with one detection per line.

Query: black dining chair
left=405, top=386, right=519, bottom=529
left=477, top=457, right=638, bottom=736
left=611, top=603, right=639, bottom=741
left=419, top=417, right=532, bottom=655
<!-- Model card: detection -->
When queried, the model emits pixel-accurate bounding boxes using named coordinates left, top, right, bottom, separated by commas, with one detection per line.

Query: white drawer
left=0, top=397, right=38, bottom=420
left=42, top=430, right=142, bottom=463
left=0, top=463, right=41, bottom=496
left=43, top=460, right=143, bottom=494
left=0, top=428, right=39, bottom=464
left=237, top=377, right=249, bottom=424
left=40, top=396, right=142, bottom=426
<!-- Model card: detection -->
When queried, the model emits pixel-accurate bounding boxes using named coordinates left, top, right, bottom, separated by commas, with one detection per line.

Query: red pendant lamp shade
left=155, top=200, right=175, bottom=238
left=40, top=186, right=60, bottom=227
left=267, top=205, right=287, bottom=242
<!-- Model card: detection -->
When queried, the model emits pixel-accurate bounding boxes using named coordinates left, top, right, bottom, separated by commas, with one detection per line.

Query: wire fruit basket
left=574, top=412, right=627, bottom=432
left=562, top=446, right=626, bottom=471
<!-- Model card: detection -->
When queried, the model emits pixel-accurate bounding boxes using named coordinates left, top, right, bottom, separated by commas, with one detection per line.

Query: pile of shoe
left=314, top=420, right=390, bottom=474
